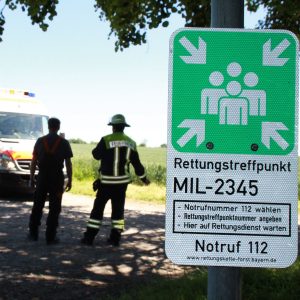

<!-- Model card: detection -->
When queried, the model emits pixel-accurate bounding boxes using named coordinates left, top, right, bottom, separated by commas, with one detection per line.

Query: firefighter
left=28, top=118, right=73, bottom=245
left=81, top=114, right=150, bottom=246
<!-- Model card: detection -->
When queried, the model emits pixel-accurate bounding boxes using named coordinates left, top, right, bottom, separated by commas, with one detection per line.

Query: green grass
left=105, top=259, right=300, bottom=300
left=242, top=258, right=300, bottom=300
left=70, top=144, right=166, bottom=201
left=107, top=268, right=207, bottom=300
left=70, top=143, right=300, bottom=208
left=71, top=178, right=166, bottom=203
left=135, top=146, right=166, bottom=166
left=71, top=143, right=166, bottom=166
left=70, top=144, right=300, bottom=205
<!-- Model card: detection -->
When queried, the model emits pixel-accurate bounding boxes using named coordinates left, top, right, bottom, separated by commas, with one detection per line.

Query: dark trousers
left=85, top=183, right=127, bottom=240
left=29, top=171, right=64, bottom=241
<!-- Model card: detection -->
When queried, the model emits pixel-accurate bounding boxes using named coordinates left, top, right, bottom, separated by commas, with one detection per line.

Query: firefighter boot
left=107, top=228, right=122, bottom=247
left=46, top=227, right=60, bottom=245
left=28, top=219, right=39, bottom=241
left=28, top=228, right=39, bottom=241
left=81, top=228, right=97, bottom=246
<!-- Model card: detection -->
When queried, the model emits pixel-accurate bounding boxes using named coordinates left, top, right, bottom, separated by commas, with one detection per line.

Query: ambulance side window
left=42, top=116, right=48, bottom=135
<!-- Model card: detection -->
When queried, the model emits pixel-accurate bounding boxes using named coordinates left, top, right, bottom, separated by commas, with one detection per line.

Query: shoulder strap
left=42, top=136, right=62, bottom=154
left=42, top=137, right=50, bottom=153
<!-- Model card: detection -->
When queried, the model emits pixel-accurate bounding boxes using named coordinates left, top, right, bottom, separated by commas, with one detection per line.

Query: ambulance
left=0, top=88, right=49, bottom=193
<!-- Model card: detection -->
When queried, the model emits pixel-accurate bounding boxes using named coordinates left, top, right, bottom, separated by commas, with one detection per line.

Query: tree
left=0, top=0, right=58, bottom=41
left=246, top=0, right=300, bottom=37
left=0, top=0, right=299, bottom=50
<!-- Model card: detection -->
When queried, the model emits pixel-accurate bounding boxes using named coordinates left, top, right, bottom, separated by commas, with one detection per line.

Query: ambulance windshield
left=0, top=112, right=48, bottom=140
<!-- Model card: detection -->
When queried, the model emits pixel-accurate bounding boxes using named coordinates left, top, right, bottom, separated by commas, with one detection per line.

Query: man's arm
left=30, top=154, right=38, bottom=188
left=65, top=157, right=73, bottom=191
left=92, top=138, right=105, bottom=160
left=130, top=150, right=150, bottom=186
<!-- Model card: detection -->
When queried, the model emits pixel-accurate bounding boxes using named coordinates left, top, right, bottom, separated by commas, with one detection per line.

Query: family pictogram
left=201, top=62, right=266, bottom=126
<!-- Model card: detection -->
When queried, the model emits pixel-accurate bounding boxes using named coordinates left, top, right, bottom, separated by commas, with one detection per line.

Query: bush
left=72, top=158, right=99, bottom=181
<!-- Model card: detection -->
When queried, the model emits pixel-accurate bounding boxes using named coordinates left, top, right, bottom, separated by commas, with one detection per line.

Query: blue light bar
left=24, top=91, right=35, bottom=97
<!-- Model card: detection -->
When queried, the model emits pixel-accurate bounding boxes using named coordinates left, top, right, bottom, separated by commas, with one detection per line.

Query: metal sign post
left=165, top=24, right=299, bottom=282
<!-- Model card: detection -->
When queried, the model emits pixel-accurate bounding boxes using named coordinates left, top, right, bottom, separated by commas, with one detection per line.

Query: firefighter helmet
left=108, top=114, right=130, bottom=127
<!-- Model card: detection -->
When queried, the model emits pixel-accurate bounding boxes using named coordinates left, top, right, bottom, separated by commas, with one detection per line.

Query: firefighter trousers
left=84, top=183, right=127, bottom=243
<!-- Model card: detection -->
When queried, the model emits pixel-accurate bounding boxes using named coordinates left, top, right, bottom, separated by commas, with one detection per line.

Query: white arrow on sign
left=263, top=39, right=290, bottom=66
left=262, top=122, right=289, bottom=150
left=177, top=119, right=205, bottom=147
left=179, top=36, right=206, bottom=64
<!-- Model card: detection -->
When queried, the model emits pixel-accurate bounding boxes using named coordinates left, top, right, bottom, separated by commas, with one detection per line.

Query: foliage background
left=1, top=1, right=299, bottom=50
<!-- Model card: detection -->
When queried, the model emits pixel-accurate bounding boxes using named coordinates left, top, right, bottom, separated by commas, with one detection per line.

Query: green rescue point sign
left=170, top=28, right=298, bottom=155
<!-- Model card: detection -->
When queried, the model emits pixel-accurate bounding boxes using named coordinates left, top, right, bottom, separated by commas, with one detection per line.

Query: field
left=71, top=143, right=166, bottom=162
left=70, top=143, right=166, bottom=202
left=71, top=143, right=166, bottom=182
left=71, top=143, right=300, bottom=204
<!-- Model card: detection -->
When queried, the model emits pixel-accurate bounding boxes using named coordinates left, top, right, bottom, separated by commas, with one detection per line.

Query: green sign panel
left=170, top=29, right=298, bottom=155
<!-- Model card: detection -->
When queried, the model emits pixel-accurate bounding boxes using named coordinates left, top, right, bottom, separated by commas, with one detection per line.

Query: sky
left=0, top=1, right=265, bottom=146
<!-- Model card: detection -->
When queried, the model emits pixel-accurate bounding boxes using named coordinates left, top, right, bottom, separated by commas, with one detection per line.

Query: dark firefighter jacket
left=92, top=132, right=147, bottom=184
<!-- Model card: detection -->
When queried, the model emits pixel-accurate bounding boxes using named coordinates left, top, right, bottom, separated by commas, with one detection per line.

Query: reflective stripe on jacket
left=92, top=132, right=146, bottom=184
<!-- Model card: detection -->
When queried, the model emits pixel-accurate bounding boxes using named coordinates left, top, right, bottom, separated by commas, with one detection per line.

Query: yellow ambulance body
left=0, top=88, right=49, bottom=193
